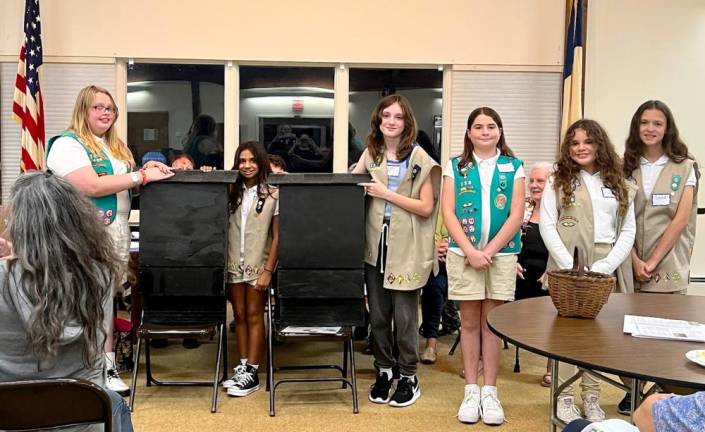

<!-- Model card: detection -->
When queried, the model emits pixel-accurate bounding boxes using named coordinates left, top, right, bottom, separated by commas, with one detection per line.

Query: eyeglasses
left=92, top=104, right=116, bottom=114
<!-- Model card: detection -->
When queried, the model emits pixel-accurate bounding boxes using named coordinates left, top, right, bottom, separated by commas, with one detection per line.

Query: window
left=127, top=63, right=224, bottom=169
left=239, top=66, right=334, bottom=173
left=348, top=68, right=443, bottom=167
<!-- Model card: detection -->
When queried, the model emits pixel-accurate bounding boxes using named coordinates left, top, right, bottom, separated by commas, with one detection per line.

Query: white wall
left=585, top=0, right=705, bottom=287
left=126, top=81, right=224, bottom=149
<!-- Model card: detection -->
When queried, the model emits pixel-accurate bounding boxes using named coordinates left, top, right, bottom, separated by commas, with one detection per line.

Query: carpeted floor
left=125, top=329, right=627, bottom=431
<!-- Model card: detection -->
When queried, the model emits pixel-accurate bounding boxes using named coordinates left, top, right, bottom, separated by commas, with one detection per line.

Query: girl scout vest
left=545, top=176, right=637, bottom=293
left=632, top=159, right=698, bottom=293
left=449, top=155, right=522, bottom=254
left=362, top=146, right=441, bottom=291
left=227, top=187, right=278, bottom=281
left=47, top=130, right=123, bottom=225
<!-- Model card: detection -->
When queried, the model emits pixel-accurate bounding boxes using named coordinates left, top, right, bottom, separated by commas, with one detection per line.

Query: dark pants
left=563, top=419, right=592, bottom=432
left=419, top=262, right=448, bottom=339
left=365, top=263, right=420, bottom=376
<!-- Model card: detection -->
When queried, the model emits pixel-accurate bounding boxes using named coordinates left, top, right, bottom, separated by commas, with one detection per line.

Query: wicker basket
left=547, top=247, right=615, bottom=319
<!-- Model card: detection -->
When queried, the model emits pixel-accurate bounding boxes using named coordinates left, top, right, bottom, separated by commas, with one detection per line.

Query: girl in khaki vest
left=443, top=107, right=525, bottom=426
left=540, top=119, right=636, bottom=423
left=616, top=101, right=699, bottom=414
left=352, top=94, right=441, bottom=408
left=220, top=141, right=279, bottom=398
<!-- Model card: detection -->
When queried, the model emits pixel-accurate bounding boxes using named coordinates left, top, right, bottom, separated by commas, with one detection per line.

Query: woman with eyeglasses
left=46, top=85, right=173, bottom=396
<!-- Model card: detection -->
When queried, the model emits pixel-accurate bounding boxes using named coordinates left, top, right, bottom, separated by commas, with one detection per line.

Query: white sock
left=248, top=363, right=259, bottom=370
left=240, top=358, right=248, bottom=366
left=379, top=368, right=393, bottom=380
left=105, top=352, right=116, bottom=370
left=465, top=383, right=480, bottom=392
left=482, top=385, right=497, bottom=394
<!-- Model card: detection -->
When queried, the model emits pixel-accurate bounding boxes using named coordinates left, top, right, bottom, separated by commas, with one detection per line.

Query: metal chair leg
left=342, top=341, right=348, bottom=389
left=129, top=335, right=142, bottom=412
left=267, top=291, right=276, bottom=416
left=449, top=331, right=461, bottom=355
left=349, top=337, right=359, bottom=414
left=211, top=324, right=224, bottom=413
left=145, top=340, right=153, bottom=386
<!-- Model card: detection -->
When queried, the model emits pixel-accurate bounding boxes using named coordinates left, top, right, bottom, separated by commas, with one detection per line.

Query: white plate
left=685, top=350, right=705, bottom=367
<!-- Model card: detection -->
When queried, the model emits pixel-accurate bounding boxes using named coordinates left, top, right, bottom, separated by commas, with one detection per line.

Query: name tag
left=652, top=193, right=671, bottom=206
left=388, top=165, right=401, bottom=177
left=601, top=187, right=615, bottom=198
left=497, top=163, right=515, bottom=173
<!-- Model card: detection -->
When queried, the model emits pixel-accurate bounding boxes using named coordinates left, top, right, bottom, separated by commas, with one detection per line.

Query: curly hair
left=5, top=172, right=119, bottom=368
left=554, top=119, right=629, bottom=217
left=623, top=100, right=693, bottom=178
left=365, top=94, right=418, bottom=165
left=459, top=107, right=514, bottom=169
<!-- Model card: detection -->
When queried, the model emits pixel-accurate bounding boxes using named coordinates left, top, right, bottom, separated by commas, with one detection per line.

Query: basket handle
left=571, top=246, right=585, bottom=277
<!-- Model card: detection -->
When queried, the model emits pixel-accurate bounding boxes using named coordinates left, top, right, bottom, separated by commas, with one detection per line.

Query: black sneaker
left=618, top=392, right=631, bottom=415
left=226, top=365, right=260, bottom=397
left=369, top=370, right=394, bottom=404
left=389, top=376, right=420, bottom=407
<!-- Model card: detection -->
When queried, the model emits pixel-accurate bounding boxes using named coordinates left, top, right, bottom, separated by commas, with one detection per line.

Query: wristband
left=130, top=172, right=141, bottom=185
left=263, top=267, right=274, bottom=273
left=139, top=168, right=148, bottom=186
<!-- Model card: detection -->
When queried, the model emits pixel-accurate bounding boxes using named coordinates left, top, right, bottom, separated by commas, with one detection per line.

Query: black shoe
left=226, top=365, right=260, bottom=397
left=618, top=393, right=631, bottom=415
left=389, top=376, right=420, bottom=407
left=369, top=370, right=394, bottom=404
left=182, top=338, right=201, bottom=349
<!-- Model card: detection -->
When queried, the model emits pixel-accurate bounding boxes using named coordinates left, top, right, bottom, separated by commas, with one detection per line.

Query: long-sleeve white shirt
left=539, top=171, right=635, bottom=274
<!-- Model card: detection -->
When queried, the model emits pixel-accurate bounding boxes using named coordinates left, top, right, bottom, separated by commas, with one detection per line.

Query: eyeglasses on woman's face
left=91, top=104, right=116, bottom=114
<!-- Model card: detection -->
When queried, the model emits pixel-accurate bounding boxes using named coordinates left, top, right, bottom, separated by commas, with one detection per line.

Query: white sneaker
left=222, top=363, right=247, bottom=388
left=583, top=394, right=606, bottom=422
left=557, top=396, right=582, bottom=423
left=480, top=386, right=505, bottom=425
left=457, top=384, right=481, bottom=423
left=106, top=367, right=130, bottom=395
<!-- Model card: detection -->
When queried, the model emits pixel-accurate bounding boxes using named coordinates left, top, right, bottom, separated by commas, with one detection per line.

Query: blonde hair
left=68, top=85, right=135, bottom=169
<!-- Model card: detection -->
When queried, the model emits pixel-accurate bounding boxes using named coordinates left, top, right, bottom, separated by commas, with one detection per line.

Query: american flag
left=12, top=0, right=45, bottom=172
left=560, top=0, right=585, bottom=139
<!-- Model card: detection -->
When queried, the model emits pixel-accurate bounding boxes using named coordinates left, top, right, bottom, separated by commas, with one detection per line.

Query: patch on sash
left=559, top=215, right=578, bottom=228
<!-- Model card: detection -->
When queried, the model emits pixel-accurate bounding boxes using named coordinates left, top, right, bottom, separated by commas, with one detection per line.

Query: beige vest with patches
left=633, top=159, right=698, bottom=293
left=546, top=178, right=636, bottom=293
left=362, top=147, right=442, bottom=291
left=227, top=187, right=279, bottom=279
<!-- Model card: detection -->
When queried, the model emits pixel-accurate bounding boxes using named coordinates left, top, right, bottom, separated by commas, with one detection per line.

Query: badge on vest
left=651, top=193, right=671, bottom=206
left=497, top=174, right=508, bottom=192
left=671, top=174, right=682, bottom=193
left=411, top=164, right=421, bottom=182
left=601, top=187, right=615, bottom=199
left=559, top=215, right=577, bottom=228
left=494, top=193, right=507, bottom=210
left=460, top=179, right=476, bottom=195
left=256, top=198, right=265, bottom=214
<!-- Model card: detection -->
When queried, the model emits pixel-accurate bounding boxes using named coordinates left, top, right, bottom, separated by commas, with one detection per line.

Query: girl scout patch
left=559, top=215, right=578, bottom=228
left=494, top=194, right=507, bottom=210
left=671, top=174, right=682, bottom=191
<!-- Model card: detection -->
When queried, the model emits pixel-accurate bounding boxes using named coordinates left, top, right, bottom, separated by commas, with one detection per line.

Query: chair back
left=0, top=378, right=112, bottom=431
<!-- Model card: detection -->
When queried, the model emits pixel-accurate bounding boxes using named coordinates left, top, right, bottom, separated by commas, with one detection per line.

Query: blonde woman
left=46, top=85, right=173, bottom=395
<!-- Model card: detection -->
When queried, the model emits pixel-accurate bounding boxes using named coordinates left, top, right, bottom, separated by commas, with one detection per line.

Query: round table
left=487, top=293, right=705, bottom=430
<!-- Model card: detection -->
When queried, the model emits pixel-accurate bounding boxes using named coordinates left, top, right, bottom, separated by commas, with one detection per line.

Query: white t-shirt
left=443, top=150, right=525, bottom=256
left=539, top=172, right=636, bottom=274
left=47, top=135, right=131, bottom=216
left=639, top=155, right=697, bottom=197
left=239, top=185, right=279, bottom=258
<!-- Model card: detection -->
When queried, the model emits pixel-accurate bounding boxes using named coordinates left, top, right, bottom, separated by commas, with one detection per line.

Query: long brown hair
left=459, top=107, right=515, bottom=169
left=228, top=141, right=273, bottom=213
left=68, top=85, right=135, bottom=169
left=365, top=94, right=418, bottom=165
left=623, top=100, right=693, bottom=178
left=555, top=119, right=629, bottom=217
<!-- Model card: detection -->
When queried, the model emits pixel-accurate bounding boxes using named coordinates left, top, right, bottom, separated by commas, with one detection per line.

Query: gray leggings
left=365, top=262, right=420, bottom=376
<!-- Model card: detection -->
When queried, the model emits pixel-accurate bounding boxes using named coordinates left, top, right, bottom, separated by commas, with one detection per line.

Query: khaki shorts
left=447, top=251, right=517, bottom=301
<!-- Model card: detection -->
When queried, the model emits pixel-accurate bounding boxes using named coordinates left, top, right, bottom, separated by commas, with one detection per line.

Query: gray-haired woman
left=0, top=172, right=133, bottom=431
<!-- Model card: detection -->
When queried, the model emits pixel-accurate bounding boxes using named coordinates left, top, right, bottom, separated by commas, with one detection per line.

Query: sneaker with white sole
left=222, top=363, right=247, bottom=389
left=457, top=384, right=481, bottom=423
left=388, top=375, right=420, bottom=407
left=226, top=366, right=260, bottom=397
left=480, top=386, right=505, bottom=425
left=583, top=394, right=606, bottom=422
left=106, top=367, right=130, bottom=396
left=369, top=369, right=394, bottom=404
left=557, top=396, right=582, bottom=423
